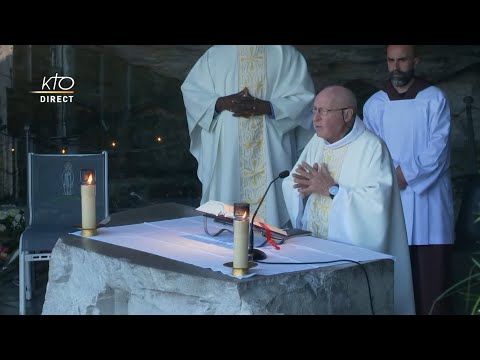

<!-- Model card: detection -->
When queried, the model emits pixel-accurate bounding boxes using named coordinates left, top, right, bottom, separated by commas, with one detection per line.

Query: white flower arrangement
left=0, top=206, right=26, bottom=261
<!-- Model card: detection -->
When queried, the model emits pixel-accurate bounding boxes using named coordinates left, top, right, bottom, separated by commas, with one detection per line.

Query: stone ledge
left=42, top=237, right=393, bottom=315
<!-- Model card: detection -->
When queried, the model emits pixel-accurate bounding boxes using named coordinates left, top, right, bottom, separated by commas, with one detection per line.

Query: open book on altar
left=195, top=200, right=312, bottom=240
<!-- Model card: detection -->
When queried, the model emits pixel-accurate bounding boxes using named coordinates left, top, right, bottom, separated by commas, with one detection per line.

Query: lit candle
left=80, top=169, right=96, bottom=233
left=233, top=202, right=250, bottom=270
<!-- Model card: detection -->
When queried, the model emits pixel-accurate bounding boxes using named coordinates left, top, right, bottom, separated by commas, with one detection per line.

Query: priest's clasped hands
left=215, top=87, right=272, bottom=118
left=292, top=161, right=336, bottom=198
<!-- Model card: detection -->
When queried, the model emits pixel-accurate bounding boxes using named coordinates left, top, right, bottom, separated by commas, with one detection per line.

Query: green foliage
left=430, top=207, right=480, bottom=315
left=429, top=256, right=480, bottom=315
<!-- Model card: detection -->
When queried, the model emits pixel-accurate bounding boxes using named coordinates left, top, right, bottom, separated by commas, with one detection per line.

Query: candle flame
left=87, top=173, right=93, bottom=185
left=242, top=211, right=247, bottom=220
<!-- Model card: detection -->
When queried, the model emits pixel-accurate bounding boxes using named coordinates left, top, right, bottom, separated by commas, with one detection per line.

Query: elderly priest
left=282, top=85, right=415, bottom=315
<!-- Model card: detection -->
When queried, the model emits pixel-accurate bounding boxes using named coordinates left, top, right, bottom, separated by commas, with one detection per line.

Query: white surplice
left=181, top=45, right=315, bottom=227
left=363, top=86, right=454, bottom=246
left=282, top=118, right=415, bottom=315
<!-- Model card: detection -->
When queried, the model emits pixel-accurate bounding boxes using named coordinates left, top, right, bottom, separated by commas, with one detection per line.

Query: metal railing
left=453, top=96, right=479, bottom=176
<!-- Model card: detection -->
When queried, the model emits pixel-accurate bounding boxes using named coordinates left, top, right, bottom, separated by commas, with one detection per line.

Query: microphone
left=249, top=170, right=290, bottom=261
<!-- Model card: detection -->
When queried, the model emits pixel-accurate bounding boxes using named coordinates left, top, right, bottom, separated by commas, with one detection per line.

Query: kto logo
left=30, top=73, right=75, bottom=103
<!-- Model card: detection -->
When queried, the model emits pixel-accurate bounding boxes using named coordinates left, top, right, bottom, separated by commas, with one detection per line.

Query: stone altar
left=42, top=203, right=394, bottom=315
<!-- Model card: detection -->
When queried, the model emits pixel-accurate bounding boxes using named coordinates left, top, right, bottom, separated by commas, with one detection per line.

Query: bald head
left=386, top=45, right=419, bottom=89
left=386, top=45, right=416, bottom=58
left=316, top=85, right=357, bottom=114
left=312, top=85, right=357, bottom=144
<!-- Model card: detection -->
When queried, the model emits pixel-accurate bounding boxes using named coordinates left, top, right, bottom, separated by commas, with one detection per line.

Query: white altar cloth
left=71, top=216, right=392, bottom=278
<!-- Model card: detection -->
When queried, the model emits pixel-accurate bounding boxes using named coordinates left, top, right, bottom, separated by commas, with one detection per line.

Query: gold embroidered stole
left=307, top=145, right=349, bottom=238
left=238, top=45, right=267, bottom=219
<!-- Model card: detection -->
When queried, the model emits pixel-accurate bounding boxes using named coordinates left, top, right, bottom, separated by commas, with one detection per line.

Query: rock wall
left=2, top=45, right=479, bottom=213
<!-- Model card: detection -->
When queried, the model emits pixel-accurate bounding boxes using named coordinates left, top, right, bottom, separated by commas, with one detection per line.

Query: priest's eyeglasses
left=311, top=107, right=349, bottom=116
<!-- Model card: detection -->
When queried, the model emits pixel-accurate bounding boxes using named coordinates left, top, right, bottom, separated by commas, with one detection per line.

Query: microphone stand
left=249, top=172, right=287, bottom=261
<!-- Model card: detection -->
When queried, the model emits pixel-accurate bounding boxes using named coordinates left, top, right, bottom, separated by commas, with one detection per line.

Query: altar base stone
left=42, top=238, right=393, bottom=315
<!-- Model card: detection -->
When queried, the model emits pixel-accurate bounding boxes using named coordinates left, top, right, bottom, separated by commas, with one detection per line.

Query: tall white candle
left=81, top=183, right=96, bottom=230
left=233, top=219, right=249, bottom=269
